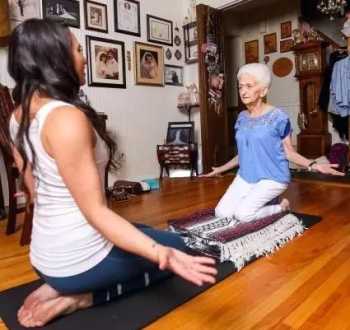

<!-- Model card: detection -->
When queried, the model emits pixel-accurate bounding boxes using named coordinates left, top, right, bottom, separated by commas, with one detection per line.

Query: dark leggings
left=37, top=224, right=186, bottom=305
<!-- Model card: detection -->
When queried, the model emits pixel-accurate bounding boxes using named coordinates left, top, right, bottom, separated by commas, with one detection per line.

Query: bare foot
left=18, top=293, right=93, bottom=328
left=18, top=284, right=60, bottom=321
left=280, top=198, right=290, bottom=212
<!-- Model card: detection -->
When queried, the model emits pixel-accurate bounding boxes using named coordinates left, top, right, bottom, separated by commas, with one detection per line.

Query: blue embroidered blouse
left=235, top=107, right=292, bottom=184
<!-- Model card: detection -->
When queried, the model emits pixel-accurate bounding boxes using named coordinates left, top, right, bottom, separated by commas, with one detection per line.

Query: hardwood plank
left=0, top=176, right=350, bottom=329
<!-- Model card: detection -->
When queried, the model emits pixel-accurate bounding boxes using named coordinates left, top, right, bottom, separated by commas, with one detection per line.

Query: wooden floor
left=1, top=175, right=350, bottom=329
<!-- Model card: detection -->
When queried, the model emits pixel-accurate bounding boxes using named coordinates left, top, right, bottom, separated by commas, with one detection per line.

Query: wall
left=0, top=0, right=200, bottom=205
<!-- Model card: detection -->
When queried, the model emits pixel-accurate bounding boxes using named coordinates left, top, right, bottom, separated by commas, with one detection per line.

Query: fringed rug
left=169, top=209, right=310, bottom=271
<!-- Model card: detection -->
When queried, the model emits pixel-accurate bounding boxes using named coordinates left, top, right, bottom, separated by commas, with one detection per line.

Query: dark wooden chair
left=157, top=144, right=198, bottom=179
left=0, top=84, right=33, bottom=245
left=157, top=121, right=198, bottom=179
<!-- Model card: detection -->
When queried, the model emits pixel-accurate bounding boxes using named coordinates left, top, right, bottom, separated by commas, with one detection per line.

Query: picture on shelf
left=166, top=122, right=194, bottom=145
left=135, top=42, right=164, bottom=86
left=165, top=65, right=183, bottom=86
left=114, top=0, right=140, bottom=36
left=86, top=36, right=126, bottom=88
left=42, top=0, right=80, bottom=28
left=85, top=0, right=108, bottom=33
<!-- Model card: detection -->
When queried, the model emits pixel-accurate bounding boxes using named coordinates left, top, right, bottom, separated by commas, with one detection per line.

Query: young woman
left=8, top=19, right=217, bottom=328
left=202, top=63, right=343, bottom=222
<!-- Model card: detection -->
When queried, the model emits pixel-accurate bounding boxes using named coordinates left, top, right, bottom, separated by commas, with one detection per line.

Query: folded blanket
left=169, top=209, right=305, bottom=270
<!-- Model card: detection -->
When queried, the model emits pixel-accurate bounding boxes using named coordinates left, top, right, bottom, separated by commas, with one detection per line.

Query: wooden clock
left=293, top=40, right=331, bottom=158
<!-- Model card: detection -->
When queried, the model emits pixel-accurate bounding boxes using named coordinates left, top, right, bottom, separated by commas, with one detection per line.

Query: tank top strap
left=35, top=100, right=74, bottom=132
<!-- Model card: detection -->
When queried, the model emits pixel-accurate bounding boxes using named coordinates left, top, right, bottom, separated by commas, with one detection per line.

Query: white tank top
left=9, top=100, right=113, bottom=277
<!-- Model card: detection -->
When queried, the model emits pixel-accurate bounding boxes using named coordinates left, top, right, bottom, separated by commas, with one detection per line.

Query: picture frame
left=280, top=39, right=294, bottom=53
left=86, top=36, right=126, bottom=89
left=165, top=65, right=183, bottom=86
left=8, top=0, right=41, bottom=29
left=84, top=0, right=108, bottom=33
left=244, top=40, right=259, bottom=63
left=166, top=121, right=194, bottom=144
left=42, top=0, right=80, bottom=28
left=147, top=14, right=173, bottom=46
left=264, top=33, right=277, bottom=54
left=183, top=22, right=198, bottom=64
left=114, top=0, right=140, bottom=37
left=134, top=42, right=164, bottom=86
left=281, top=21, right=292, bottom=39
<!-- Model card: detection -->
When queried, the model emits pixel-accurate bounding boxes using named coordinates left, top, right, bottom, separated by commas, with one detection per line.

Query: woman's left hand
left=156, top=245, right=217, bottom=286
left=313, top=163, right=345, bottom=176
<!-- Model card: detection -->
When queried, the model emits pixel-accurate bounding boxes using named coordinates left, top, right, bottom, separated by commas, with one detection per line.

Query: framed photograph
left=245, top=40, right=259, bottom=63
left=165, top=65, right=183, bottom=86
left=264, top=33, right=277, bottom=54
left=147, top=15, right=173, bottom=46
left=134, top=42, right=164, bottom=86
left=166, top=122, right=194, bottom=145
left=280, top=39, right=294, bottom=53
left=86, top=36, right=126, bottom=88
left=183, top=22, right=197, bottom=64
left=42, top=0, right=80, bottom=28
left=114, top=0, right=140, bottom=36
left=84, top=0, right=108, bottom=33
left=8, top=0, right=41, bottom=28
left=281, top=21, right=292, bottom=39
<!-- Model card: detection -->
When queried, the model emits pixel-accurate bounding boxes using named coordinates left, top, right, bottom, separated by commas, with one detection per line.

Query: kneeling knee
left=234, top=208, right=255, bottom=223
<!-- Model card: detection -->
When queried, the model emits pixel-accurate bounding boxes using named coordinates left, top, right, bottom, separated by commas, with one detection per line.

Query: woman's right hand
left=200, top=166, right=221, bottom=177
left=156, top=245, right=217, bottom=286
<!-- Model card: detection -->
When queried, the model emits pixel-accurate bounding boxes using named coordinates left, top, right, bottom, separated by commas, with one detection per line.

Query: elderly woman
left=203, top=63, right=343, bottom=222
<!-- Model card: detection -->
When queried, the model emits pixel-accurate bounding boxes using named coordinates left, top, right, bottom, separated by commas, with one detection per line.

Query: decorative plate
left=174, top=35, right=181, bottom=46
left=165, top=48, right=172, bottom=60
left=175, top=49, right=182, bottom=60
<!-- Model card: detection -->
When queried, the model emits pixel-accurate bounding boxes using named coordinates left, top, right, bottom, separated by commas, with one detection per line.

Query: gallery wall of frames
left=6, top=0, right=188, bottom=89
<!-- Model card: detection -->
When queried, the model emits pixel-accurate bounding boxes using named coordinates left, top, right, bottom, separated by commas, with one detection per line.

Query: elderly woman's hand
left=313, top=163, right=345, bottom=176
left=200, top=166, right=222, bottom=177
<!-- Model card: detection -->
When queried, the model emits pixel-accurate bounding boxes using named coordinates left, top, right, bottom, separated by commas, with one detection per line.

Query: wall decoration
left=183, top=22, right=197, bottom=64
left=174, top=35, right=181, bottom=46
left=86, top=36, right=126, bottom=88
left=263, top=55, right=270, bottom=64
left=84, top=0, right=108, bottom=33
left=280, top=39, right=294, bottom=53
left=165, top=48, right=172, bottom=60
left=42, top=0, right=80, bottom=28
left=175, top=49, right=182, bottom=60
left=244, top=40, right=259, bottom=63
left=264, top=33, right=277, bottom=54
left=114, top=0, right=140, bottom=36
left=9, top=0, right=41, bottom=28
left=165, top=65, right=183, bottom=86
left=281, top=21, right=292, bottom=39
left=134, top=42, right=164, bottom=86
left=126, top=50, right=131, bottom=71
left=272, top=57, right=293, bottom=77
left=147, top=15, right=173, bottom=46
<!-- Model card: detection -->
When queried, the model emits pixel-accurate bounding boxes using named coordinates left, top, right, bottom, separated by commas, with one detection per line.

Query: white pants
left=215, top=175, right=288, bottom=222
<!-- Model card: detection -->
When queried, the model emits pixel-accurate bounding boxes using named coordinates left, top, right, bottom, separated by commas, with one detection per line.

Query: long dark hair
left=8, top=18, right=119, bottom=173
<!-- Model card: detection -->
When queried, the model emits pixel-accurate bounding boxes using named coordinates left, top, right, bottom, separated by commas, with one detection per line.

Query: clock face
left=299, top=52, right=320, bottom=72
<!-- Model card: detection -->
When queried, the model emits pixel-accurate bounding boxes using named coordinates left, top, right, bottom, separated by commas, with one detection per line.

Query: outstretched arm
left=43, top=106, right=217, bottom=286
left=201, top=155, right=239, bottom=177
left=282, top=135, right=344, bottom=176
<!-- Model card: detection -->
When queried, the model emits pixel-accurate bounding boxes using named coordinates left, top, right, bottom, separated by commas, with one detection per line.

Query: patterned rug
left=169, top=209, right=305, bottom=271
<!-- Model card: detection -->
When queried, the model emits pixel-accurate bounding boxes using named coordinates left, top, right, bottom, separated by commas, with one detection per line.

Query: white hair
left=237, top=63, right=272, bottom=89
